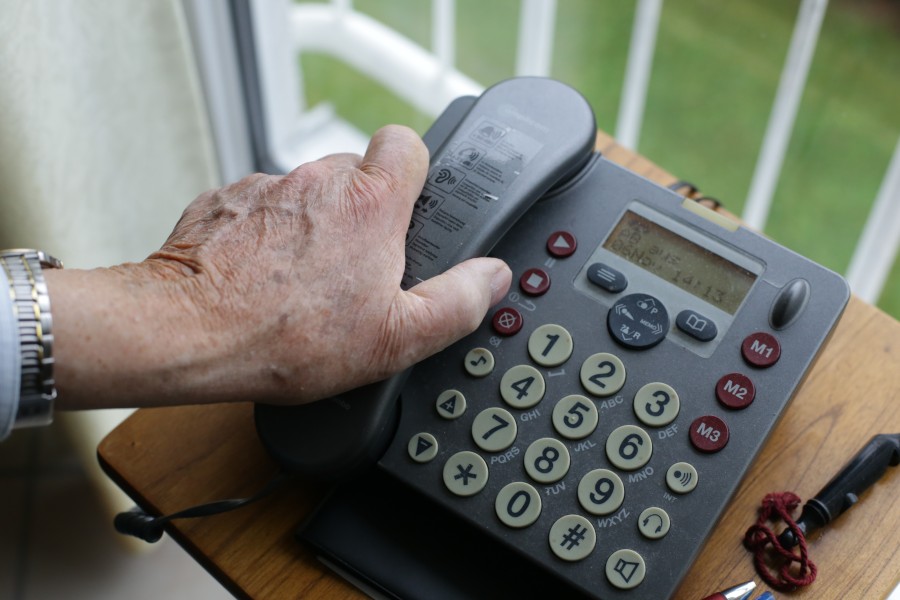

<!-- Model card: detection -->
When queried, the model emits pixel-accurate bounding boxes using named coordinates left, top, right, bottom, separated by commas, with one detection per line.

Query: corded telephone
left=254, top=78, right=850, bottom=599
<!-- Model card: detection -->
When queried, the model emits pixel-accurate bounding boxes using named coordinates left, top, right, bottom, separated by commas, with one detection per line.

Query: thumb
left=389, top=258, right=512, bottom=368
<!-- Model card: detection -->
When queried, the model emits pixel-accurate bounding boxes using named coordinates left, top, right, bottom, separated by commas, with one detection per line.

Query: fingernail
left=489, top=263, right=512, bottom=306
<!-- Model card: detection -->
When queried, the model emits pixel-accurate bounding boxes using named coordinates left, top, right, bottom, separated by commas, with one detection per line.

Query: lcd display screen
left=603, top=210, right=757, bottom=314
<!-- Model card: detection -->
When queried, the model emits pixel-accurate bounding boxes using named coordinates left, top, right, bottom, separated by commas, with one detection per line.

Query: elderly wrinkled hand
left=48, top=125, right=511, bottom=410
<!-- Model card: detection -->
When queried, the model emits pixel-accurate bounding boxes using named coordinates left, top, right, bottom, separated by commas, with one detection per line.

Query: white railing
left=186, top=0, right=899, bottom=306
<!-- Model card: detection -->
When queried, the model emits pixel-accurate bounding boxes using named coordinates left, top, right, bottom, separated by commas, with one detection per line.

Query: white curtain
left=0, top=0, right=219, bottom=533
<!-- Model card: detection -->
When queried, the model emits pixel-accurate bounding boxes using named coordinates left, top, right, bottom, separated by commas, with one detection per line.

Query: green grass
left=298, top=0, right=900, bottom=318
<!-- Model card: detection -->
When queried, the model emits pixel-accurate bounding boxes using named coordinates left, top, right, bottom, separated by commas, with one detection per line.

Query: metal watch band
left=1, top=249, right=63, bottom=429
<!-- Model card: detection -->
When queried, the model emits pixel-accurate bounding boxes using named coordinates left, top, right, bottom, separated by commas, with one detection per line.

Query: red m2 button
left=689, top=415, right=729, bottom=453
left=741, top=332, right=781, bottom=368
left=716, top=373, right=755, bottom=409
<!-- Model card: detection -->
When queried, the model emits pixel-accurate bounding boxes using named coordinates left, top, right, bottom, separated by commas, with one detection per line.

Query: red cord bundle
left=743, top=492, right=818, bottom=591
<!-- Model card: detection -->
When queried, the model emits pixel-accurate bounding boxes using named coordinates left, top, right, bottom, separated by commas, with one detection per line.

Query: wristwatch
left=1, top=249, right=63, bottom=429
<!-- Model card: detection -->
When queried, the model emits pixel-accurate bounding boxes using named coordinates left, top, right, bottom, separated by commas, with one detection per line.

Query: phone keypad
left=376, top=160, right=848, bottom=599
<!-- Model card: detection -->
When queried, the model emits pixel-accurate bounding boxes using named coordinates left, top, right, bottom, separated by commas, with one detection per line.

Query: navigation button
left=608, top=293, right=669, bottom=349
left=587, top=262, right=628, bottom=293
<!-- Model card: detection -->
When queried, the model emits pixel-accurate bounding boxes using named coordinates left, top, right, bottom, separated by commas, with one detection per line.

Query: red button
left=716, top=373, right=756, bottom=409
left=546, top=231, right=577, bottom=258
left=492, top=307, right=523, bottom=336
left=741, top=332, right=781, bottom=367
left=689, top=415, right=729, bottom=453
left=519, top=268, right=551, bottom=296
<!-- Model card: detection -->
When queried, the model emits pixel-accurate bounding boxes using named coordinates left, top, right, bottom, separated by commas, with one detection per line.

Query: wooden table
left=98, top=134, right=900, bottom=599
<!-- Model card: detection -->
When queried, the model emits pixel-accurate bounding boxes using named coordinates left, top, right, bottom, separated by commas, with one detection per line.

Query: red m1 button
left=689, top=415, right=729, bottom=453
left=741, top=332, right=781, bottom=367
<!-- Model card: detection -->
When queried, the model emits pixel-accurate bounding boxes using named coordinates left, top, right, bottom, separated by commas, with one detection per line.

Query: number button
left=552, top=394, right=598, bottom=440
left=443, top=451, right=489, bottom=497
left=527, top=324, right=573, bottom=367
left=606, top=425, right=653, bottom=471
left=549, top=515, right=596, bottom=561
left=577, top=469, right=625, bottom=515
left=633, top=382, right=680, bottom=427
left=435, top=389, right=466, bottom=420
left=580, top=352, right=626, bottom=397
left=464, top=347, right=494, bottom=377
left=500, top=364, right=546, bottom=408
left=524, top=437, right=570, bottom=483
left=495, top=482, right=542, bottom=528
left=471, top=407, right=517, bottom=452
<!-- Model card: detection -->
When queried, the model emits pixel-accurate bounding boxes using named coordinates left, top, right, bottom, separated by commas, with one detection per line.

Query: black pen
left=778, top=433, right=900, bottom=548
left=701, top=580, right=756, bottom=600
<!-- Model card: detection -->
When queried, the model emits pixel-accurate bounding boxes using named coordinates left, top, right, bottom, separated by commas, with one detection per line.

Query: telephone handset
left=254, top=78, right=597, bottom=478
left=256, top=78, right=849, bottom=599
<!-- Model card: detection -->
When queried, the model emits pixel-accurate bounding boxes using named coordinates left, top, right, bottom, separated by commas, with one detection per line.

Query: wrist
left=47, top=263, right=223, bottom=409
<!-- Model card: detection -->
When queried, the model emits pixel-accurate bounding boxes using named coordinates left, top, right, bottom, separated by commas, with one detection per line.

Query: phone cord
left=743, top=491, right=818, bottom=591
